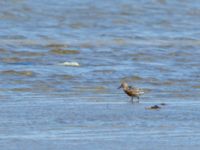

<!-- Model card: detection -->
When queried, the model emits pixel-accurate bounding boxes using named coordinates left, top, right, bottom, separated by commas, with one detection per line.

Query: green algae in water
left=0, top=48, right=7, bottom=53
left=50, top=49, right=80, bottom=55
left=121, top=75, right=143, bottom=81
left=11, top=88, right=32, bottom=92
left=2, top=57, right=35, bottom=64
left=2, top=57, right=22, bottom=63
left=192, top=85, right=200, bottom=89
left=45, top=43, right=68, bottom=49
left=1, top=70, right=36, bottom=77
left=51, top=74, right=75, bottom=80
left=12, top=51, right=45, bottom=57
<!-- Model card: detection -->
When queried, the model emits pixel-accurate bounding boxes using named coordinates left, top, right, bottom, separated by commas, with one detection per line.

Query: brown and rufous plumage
left=118, top=82, right=144, bottom=103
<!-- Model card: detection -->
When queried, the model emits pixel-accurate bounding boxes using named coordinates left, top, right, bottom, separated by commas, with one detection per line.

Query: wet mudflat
left=0, top=99, right=200, bottom=150
left=0, top=0, right=200, bottom=149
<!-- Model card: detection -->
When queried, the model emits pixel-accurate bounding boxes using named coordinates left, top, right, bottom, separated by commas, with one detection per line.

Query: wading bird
left=118, top=82, right=144, bottom=103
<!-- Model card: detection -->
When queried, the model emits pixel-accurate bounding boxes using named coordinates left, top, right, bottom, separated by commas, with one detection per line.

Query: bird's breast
left=124, top=89, right=138, bottom=97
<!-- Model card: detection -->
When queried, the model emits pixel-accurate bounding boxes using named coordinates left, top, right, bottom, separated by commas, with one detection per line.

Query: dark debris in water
left=145, top=105, right=161, bottom=110
left=145, top=103, right=167, bottom=110
left=160, top=103, right=167, bottom=106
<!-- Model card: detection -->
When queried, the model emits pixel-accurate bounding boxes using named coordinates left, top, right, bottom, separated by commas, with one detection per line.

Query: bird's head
left=118, top=82, right=128, bottom=89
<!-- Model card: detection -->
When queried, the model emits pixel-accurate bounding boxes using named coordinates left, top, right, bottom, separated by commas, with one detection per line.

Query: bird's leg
left=131, top=96, right=134, bottom=103
left=136, top=96, right=140, bottom=103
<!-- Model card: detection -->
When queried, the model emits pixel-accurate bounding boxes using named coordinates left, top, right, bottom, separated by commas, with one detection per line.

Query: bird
left=118, top=82, right=144, bottom=103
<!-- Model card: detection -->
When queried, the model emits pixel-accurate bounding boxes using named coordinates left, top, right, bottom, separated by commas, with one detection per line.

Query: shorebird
left=118, top=82, right=144, bottom=103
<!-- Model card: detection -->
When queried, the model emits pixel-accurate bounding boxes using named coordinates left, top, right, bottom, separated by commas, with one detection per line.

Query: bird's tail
left=138, top=89, right=144, bottom=95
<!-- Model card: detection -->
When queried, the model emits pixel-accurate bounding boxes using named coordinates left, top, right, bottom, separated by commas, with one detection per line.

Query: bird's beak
left=118, top=85, right=122, bottom=89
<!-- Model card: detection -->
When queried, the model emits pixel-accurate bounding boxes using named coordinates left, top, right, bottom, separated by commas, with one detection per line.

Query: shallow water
left=0, top=0, right=200, bottom=149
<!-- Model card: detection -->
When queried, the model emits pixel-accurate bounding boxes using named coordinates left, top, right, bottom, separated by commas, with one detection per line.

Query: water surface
left=0, top=0, right=200, bottom=149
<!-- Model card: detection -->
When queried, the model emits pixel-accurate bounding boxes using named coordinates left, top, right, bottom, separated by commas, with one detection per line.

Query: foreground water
left=0, top=0, right=200, bottom=149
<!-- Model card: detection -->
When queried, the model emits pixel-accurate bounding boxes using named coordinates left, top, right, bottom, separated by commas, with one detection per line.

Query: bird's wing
left=128, top=86, right=136, bottom=90
left=128, top=86, right=144, bottom=94
left=131, top=86, right=144, bottom=94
